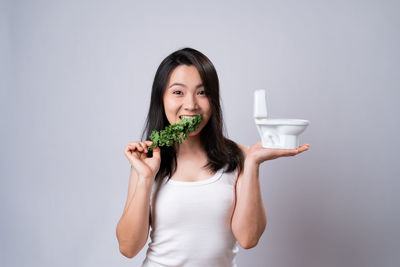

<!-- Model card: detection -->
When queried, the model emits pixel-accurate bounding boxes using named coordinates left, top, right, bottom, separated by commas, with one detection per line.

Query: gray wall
left=1, top=0, right=399, bottom=266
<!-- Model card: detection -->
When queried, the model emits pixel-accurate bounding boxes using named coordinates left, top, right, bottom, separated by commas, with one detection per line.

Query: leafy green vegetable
left=148, top=114, right=203, bottom=151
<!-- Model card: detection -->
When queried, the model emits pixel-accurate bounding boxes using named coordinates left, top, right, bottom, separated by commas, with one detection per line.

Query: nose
left=183, top=93, right=199, bottom=110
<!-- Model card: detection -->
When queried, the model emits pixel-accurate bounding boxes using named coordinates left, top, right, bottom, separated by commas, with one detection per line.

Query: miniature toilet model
left=254, top=90, right=310, bottom=149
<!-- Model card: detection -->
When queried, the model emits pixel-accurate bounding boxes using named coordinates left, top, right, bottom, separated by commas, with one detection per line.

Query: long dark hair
left=140, top=47, right=244, bottom=182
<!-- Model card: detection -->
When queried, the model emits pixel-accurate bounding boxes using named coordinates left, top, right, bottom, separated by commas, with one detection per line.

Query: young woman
left=116, top=47, right=309, bottom=267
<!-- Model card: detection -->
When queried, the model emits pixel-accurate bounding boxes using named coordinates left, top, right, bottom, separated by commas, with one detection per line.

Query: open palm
left=247, top=141, right=310, bottom=165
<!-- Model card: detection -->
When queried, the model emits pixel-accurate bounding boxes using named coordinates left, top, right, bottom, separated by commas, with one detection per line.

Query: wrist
left=137, top=176, right=155, bottom=188
left=245, top=155, right=260, bottom=168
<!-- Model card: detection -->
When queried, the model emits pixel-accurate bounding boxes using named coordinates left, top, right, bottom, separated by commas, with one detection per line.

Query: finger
left=125, top=145, right=136, bottom=153
left=145, top=140, right=154, bottom=146
left=152, top=145, right=161, bottom=159
left=127, top=143, right=143, bottom=153
left=139, top=142, right=148, bottom=153
left=298, top=145, right=309, bottom=153
left=128, top=142, right=140, bottom=146
left=275, top=149, right=297, bottom=158
left=127, top=141, right=148, bottom=147
left=124, top=147, right=131, bottom=157
left=124, top=146, right=137, bottom=161
left=125, top=146, right=140, bottom=159
left=286, top=145, right=308, bottom=156
left=135, top=143, right=144, bottom=152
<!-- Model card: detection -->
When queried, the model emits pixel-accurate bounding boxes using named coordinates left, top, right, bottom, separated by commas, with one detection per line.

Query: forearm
left=232, top=159, right=267, bottom=248
left=116, top=177, right=153, bottom=257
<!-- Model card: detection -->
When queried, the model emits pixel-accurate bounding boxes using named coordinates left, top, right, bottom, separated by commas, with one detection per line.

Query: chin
left=187, top=132, right=198, bottom=137
left=187, top=129, right=201, bottom=137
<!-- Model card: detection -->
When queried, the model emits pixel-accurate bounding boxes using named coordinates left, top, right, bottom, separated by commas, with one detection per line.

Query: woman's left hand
left=246, top=142, right=310, bottom=165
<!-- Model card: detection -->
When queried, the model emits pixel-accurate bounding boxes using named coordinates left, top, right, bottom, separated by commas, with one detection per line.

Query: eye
left=173, top=90, right=183, bottom=95
left=198, top=90, right=206, bottom=95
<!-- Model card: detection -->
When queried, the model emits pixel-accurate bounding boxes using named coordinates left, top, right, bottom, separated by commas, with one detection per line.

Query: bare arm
left=232, top=145, right=267, bottom=249
left=116, top=167, right=153, bottom=258
left=232, top=142, right=309, bottom=249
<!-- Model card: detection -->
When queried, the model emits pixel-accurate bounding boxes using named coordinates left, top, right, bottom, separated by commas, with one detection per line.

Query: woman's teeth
left=180, top=115, right=196, bottom=119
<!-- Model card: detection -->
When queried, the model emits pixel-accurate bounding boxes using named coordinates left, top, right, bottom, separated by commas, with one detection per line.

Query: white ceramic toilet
left=254, top=90, right=310, bottom=149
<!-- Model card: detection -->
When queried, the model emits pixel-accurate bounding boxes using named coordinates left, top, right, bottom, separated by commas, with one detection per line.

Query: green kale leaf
left=148, top=114, right=203, bottom=150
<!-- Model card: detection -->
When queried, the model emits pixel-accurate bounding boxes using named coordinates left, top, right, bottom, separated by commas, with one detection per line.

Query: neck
left=175, top=134, right=204, bottom=157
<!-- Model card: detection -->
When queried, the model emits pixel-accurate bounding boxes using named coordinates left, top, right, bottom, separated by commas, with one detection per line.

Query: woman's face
left=163, top=65, right=212, bottom=137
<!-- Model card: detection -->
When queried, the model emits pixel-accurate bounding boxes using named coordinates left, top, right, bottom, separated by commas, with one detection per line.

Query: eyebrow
left=168, top=82, right=204, bottom=89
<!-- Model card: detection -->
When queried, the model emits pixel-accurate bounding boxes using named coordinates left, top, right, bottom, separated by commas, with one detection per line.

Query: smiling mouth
left=179, top=115, right=198, bottom=120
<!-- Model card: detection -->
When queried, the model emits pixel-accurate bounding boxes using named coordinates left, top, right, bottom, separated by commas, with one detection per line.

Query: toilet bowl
left=254, top=90, right=310, bottom=149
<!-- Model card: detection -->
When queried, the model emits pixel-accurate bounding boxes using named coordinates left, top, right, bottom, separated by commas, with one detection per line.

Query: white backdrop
left=1, top=0, right=399, bottom=266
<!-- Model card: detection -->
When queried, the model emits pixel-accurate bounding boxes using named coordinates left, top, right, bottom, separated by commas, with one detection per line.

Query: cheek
left=200, top=98, right=211, bottom=110
left=164, top=98, right=179, bottom=112
left=203, top=101, right=212, bottom=117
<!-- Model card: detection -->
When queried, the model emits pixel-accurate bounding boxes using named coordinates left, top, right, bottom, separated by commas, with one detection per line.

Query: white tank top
left=141, top=164, right=239, bottom=267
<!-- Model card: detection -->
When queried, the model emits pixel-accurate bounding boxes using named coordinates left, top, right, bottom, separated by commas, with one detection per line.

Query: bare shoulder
left=234, top=143, right=250, bottom=180
left=236, top=143, right=250, bottom=158
left=230, top=142, right=249, bottom=177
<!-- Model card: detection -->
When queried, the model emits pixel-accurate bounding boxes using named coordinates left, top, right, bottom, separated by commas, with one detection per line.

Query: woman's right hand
left=124, top=141, right=161, bottom=180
